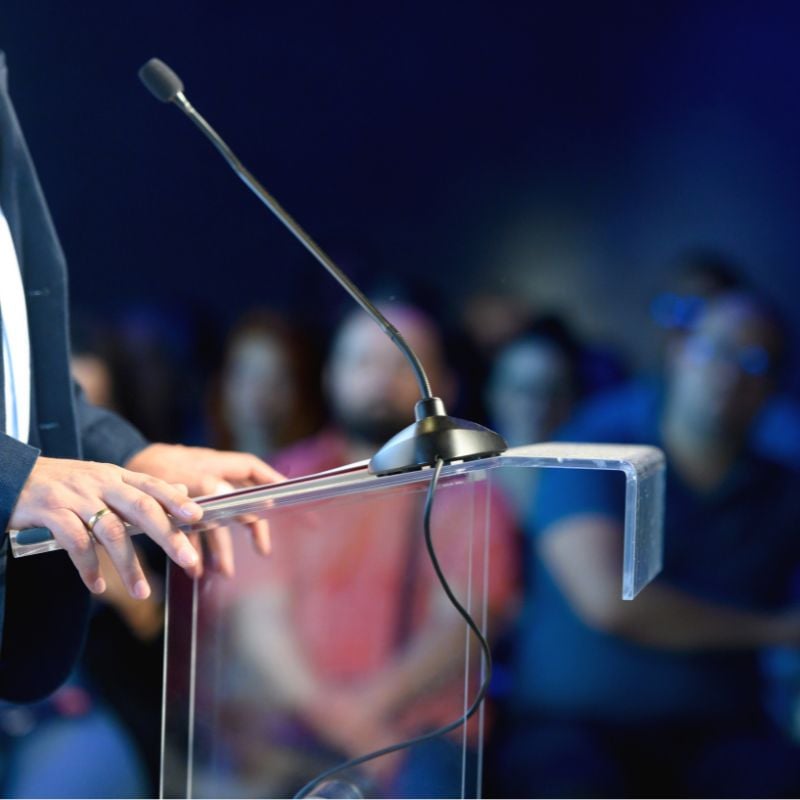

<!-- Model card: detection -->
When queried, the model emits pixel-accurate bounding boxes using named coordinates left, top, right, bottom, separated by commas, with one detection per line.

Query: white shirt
left=0, top=206, right=30, bottom=443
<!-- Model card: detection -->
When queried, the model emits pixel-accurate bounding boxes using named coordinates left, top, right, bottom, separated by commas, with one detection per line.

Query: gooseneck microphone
left=138, top=57, right=506, bottom=475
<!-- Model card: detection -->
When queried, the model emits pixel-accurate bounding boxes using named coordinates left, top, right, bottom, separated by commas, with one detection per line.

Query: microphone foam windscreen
left=138, top=58, right=184, bottom=102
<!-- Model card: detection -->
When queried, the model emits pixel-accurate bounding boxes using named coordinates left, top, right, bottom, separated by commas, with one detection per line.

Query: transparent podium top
left=9, top=442, right=665, bottom=799
left=11, top=442, right=665, bottom=600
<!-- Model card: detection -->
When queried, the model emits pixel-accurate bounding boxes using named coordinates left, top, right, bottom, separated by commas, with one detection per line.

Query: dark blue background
left=2, top=1, right=800, bottom=372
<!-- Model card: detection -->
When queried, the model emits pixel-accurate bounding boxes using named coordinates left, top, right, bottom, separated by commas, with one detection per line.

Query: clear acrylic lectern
left=157, top=443, right=664, bottom=799
left=10, top=442, right=665, bottom=799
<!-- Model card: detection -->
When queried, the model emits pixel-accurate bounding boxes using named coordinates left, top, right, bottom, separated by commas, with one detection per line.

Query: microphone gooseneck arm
left=139, top=57, right=506, bottom=475
left=139, top=56, right=504, bottom=794
left=171, top=91, right=433, bottom=402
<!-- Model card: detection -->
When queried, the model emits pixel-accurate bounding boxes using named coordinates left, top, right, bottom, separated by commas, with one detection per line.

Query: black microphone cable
left=294, top=458, right=493, bottom=799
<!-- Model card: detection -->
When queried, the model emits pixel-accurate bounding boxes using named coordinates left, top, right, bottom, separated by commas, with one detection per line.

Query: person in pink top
left=225, top=304, right=519, bottom=798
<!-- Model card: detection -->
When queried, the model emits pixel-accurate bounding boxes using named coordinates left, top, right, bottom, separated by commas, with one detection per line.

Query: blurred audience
left=0, top=684, right=148, bottom=798
left=451, top=286, right=536, bottom=423
left=650, top=250, right=800, bottom=470
left=209, top=310, right=324, bottom=459
left=651, top=250, right=800, bottom=748
left=650, top=250, right=744, bottom=343
left=460, top=288, right=535, bottom=359
left=71, top=308, right=195, bottom=444
left=23, top=249, right=800, bottom=799
left=215, top=304, right=519, bottom=797
left=486, top=316, right=582, bottom=447
left=485, top=315, right=583, bottom=516
left=488, top=289, right=800, bottom=798
left=70, top=318, right=122, bottom=411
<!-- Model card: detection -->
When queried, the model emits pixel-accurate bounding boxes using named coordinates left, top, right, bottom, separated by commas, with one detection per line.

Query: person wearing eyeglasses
left=489, top=290, right=800, bottom=798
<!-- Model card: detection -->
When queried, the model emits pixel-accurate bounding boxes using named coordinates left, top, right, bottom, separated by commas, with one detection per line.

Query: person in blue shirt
left=490, top=290, right=800, bottom=798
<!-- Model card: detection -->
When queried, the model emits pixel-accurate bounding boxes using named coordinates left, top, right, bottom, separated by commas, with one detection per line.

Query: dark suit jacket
left=0, top=52, right=148, bottom=701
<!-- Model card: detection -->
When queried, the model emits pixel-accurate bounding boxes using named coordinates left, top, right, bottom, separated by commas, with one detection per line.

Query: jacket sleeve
left=0, top=389, right=150, bottom=702
left=0, top=435, right=78, bottom=705
left=0, top=385, right=149, bottom=534
left=73, top=382, right=150, bottom=467
left=0, top=433, right=40, bottom=535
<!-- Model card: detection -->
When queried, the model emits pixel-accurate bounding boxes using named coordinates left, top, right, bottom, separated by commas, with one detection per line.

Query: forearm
left=592, top=581, right=792, bottom=650
left=73, top=382, right=148, bottom=467
left=542, top=514, right=797, bottom=652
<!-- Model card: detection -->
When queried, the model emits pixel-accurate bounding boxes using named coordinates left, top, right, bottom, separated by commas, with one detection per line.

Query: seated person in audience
left=214, top=304, right=518, bottom=798
left=489, top=290, right=800, bottom=798
left=652, top=250, right=800, bottom=470
left=485, top=315, right=582, bottom=515
left=210, top=310, right=324, bottom=459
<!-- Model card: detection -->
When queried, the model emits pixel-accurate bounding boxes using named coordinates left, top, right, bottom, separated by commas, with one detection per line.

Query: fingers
left=123, top=471, right=203, bottom=523
left=250, top=517, right=272, bottom=556
left=210, top=477, right=270, bottom=564
left=194, top=474, right=228, bottom=500
left=199, top=479, right=236, bottom=577
left=13, top=457, right=209, bottom=598
left=36, top=455, right=276, bottom=595
left=204, top=527, right=235, bottom=577
left=206, top=452, right=285, bottom=487
left=199, top=464, right=276, bottom=561
left=86, top=507, right=150, bottom=599
left=49, top=510, right=105, bottom=594
left=186, top=531, right=204, bottom=579
left=244, top=457, right=285, bottom=486
left=101, top=483, right=200, bottom=577
left=116, top=472, right=203, bottom=578
left=92, top=476, right=202, bottom=591
left=194, top=515, right=271, bottom=578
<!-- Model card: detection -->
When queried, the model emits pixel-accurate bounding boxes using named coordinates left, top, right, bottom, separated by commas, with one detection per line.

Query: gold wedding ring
left=86, top=507, right=112, bottom=534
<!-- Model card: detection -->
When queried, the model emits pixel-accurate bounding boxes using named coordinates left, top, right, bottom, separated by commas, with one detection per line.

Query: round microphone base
left=368, top=397, right=507, bottom=476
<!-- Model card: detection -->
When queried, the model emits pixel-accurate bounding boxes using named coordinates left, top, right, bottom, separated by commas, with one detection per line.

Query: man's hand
left=125, top=444, right=284, bottom=576
left=10, top=456, right=204, bottom=598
